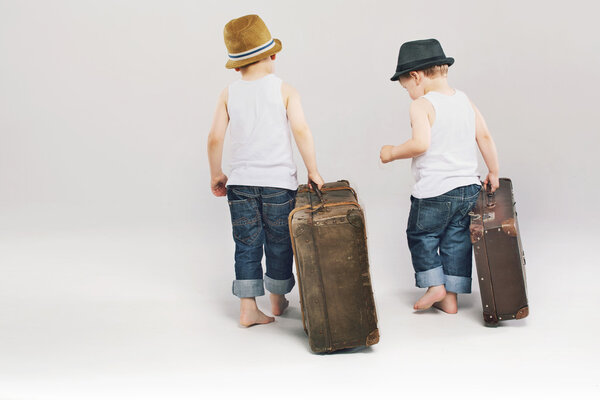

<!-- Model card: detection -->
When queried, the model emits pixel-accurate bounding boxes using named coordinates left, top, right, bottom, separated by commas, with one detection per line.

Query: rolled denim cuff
left=264, top=274, right=295, bottom=295
left=415, top=266, right=445, bottom=288
left=232, top=279, right=265, bottom=298
left=444, top=275, right=472, bottom=294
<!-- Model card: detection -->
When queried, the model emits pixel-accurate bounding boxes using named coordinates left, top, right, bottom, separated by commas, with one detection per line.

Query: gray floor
left=1, top=199, right=598, bottom=399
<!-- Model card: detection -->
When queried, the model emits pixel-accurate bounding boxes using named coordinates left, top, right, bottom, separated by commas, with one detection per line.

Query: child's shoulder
left=409, top=96, right=435, bottom=115
left=217, top=86, right=229, bottom=105
left=453, top=88, right=473, bottom=103
left=451, top=89, right=478, bottom=112
left=281, top=80, right=297, bottom=95
left=280, top=81, right=301, bottom=108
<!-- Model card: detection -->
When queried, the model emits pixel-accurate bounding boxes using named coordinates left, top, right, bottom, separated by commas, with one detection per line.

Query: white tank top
left=411, top=89, right=480, bottom=198
left=226, top=74, right=298, bottom=190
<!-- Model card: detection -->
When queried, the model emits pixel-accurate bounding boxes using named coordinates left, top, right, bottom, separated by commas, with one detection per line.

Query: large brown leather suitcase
left=289, top=180, right=379, bottom=352
left=470, top=178, right=529, bottom=326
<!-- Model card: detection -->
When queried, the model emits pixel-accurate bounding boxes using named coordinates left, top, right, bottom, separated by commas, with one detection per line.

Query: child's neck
left=240, top=59, right=273, bottom=81
left=423, top=76, right=454, bottom=96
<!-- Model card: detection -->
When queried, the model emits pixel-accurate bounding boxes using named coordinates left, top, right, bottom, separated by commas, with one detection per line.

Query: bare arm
left=472, top=101, right=500, bottom=192
left=283, top=82, right=324, bottom=189
left=207, top=87, right=229, bottom=197
left=380, top=98, right=431, bottom=162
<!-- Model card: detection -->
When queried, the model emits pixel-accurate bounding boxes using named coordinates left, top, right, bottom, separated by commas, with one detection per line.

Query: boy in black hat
left=380, top=39, right=500, bottom=313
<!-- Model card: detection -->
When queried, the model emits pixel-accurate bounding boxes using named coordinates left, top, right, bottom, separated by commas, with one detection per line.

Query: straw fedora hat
left=223, top=15, right=282, bottom=69
left=390, top=39, right=454, bottom=81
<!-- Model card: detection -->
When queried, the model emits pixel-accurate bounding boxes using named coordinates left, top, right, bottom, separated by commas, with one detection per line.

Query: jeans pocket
left=459, top=186, right=481, bottom=220
left=263, top=196, right=294, bottom=243
left=262, top=187, right=289, bottom=199
left=465, top=184, right=482, bottom=200
left=228, top=197, right=262, bottom=246
left=452, top=199, right=476, bottom=228
left=416, top=199, right=452, bottom=232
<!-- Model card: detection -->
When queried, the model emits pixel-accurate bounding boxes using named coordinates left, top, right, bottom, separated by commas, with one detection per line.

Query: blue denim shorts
left=406, top=184, right=481, bottom=293
left=227, top=185, right=297, bottom=298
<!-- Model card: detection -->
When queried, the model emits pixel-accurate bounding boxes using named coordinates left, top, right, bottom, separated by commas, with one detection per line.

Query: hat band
left=395, top=56, right=449, bottom=73
left=228, top=39, right=275, bottom=61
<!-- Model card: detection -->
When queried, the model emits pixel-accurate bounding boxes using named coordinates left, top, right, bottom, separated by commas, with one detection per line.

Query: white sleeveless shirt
left=226, top=74, right=298, bottom=190
left=411, top=89, right=480, bottom=198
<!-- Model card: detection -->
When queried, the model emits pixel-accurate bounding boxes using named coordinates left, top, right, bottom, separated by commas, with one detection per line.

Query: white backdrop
left=1, top=1, right=599, bottom=399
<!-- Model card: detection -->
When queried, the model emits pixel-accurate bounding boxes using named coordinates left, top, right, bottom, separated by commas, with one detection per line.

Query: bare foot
left=239, top=298, right=275, bottom=327
left=433, top=292, right=458, bottom=314
left=270, top=293, right=289, bottom=316
left=414, top=285, right=447, bottom=311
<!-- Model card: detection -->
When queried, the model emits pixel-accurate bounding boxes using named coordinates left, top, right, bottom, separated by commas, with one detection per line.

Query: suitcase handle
left=484, top=182, right=496, bottom=208
left=309, top=180, right=324, bottom=205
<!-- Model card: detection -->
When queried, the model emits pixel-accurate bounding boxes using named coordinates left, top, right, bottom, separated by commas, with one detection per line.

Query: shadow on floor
left=275, top=306, right=377, bottom=355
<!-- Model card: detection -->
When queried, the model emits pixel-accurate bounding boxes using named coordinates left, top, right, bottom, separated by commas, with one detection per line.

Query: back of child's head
left=390, top=38, right=453, bottom=82
left=399, top=64, right=449, bottom=81
left=223, top=14, right=282, bottom=70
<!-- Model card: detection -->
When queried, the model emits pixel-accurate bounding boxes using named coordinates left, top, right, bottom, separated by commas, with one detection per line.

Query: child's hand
left=483, top=172, right=499, bottom=192
left=211, top=174, right=228, bottom=197
left=380, top=145, right=394, bottom=163
left=308, top=172, right=324, bottom=190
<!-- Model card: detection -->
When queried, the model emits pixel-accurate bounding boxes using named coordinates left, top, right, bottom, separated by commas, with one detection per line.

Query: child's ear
left=270, top=54, right=276, bottom=61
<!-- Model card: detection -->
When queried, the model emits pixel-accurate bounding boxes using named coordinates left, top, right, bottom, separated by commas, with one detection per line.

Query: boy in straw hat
left=207, top=14, right=324, bottom=327
left=380, top=39, right=500, bottom=313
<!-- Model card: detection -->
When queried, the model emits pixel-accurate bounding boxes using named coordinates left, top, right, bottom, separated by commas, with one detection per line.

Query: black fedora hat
left=390, top=39, right=454, bottom=81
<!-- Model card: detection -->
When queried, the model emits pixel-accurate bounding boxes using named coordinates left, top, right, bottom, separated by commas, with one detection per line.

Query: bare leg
left=433, top=292, right=458, bottom=314
left=270, top=293, right=289, bottom=316
left=239, top=297, right=275, bottom=327
left=414, top=285, right=447, bottom=311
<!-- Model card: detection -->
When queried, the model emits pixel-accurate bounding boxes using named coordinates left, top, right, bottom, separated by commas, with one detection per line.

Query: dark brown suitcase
left=288, top=180, right=379, bottom=352
left=470, top=178, right=529, bottom=326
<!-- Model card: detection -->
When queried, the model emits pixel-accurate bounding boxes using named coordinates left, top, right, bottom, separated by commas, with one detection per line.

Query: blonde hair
left=400, top=64, right=449, bottom=80
left=422, top=64, right=449, bottom=78
left=237, top=55, right=271, bottom=71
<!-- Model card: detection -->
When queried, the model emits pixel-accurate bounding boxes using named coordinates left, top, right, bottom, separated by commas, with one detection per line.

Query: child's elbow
left=292, top=124, right=310, bottom=139
left=207, top=132, right=222, bottom=148
left=413, top=140, right=429, bottom=156
left=476, top=128, right=493, bottom=143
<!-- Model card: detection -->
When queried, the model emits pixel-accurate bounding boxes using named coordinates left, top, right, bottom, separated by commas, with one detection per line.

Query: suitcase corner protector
left=483, top=312, right=499, bottom=326
left=366, top=329, right=379, bottom=346
left=516, top=306, right=529, bottom=319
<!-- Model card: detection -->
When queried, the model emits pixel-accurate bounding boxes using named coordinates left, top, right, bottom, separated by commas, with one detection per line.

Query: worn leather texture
left=470, top=178, right=529, bottom=326
left=289, top=180, right=379, bottom=352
